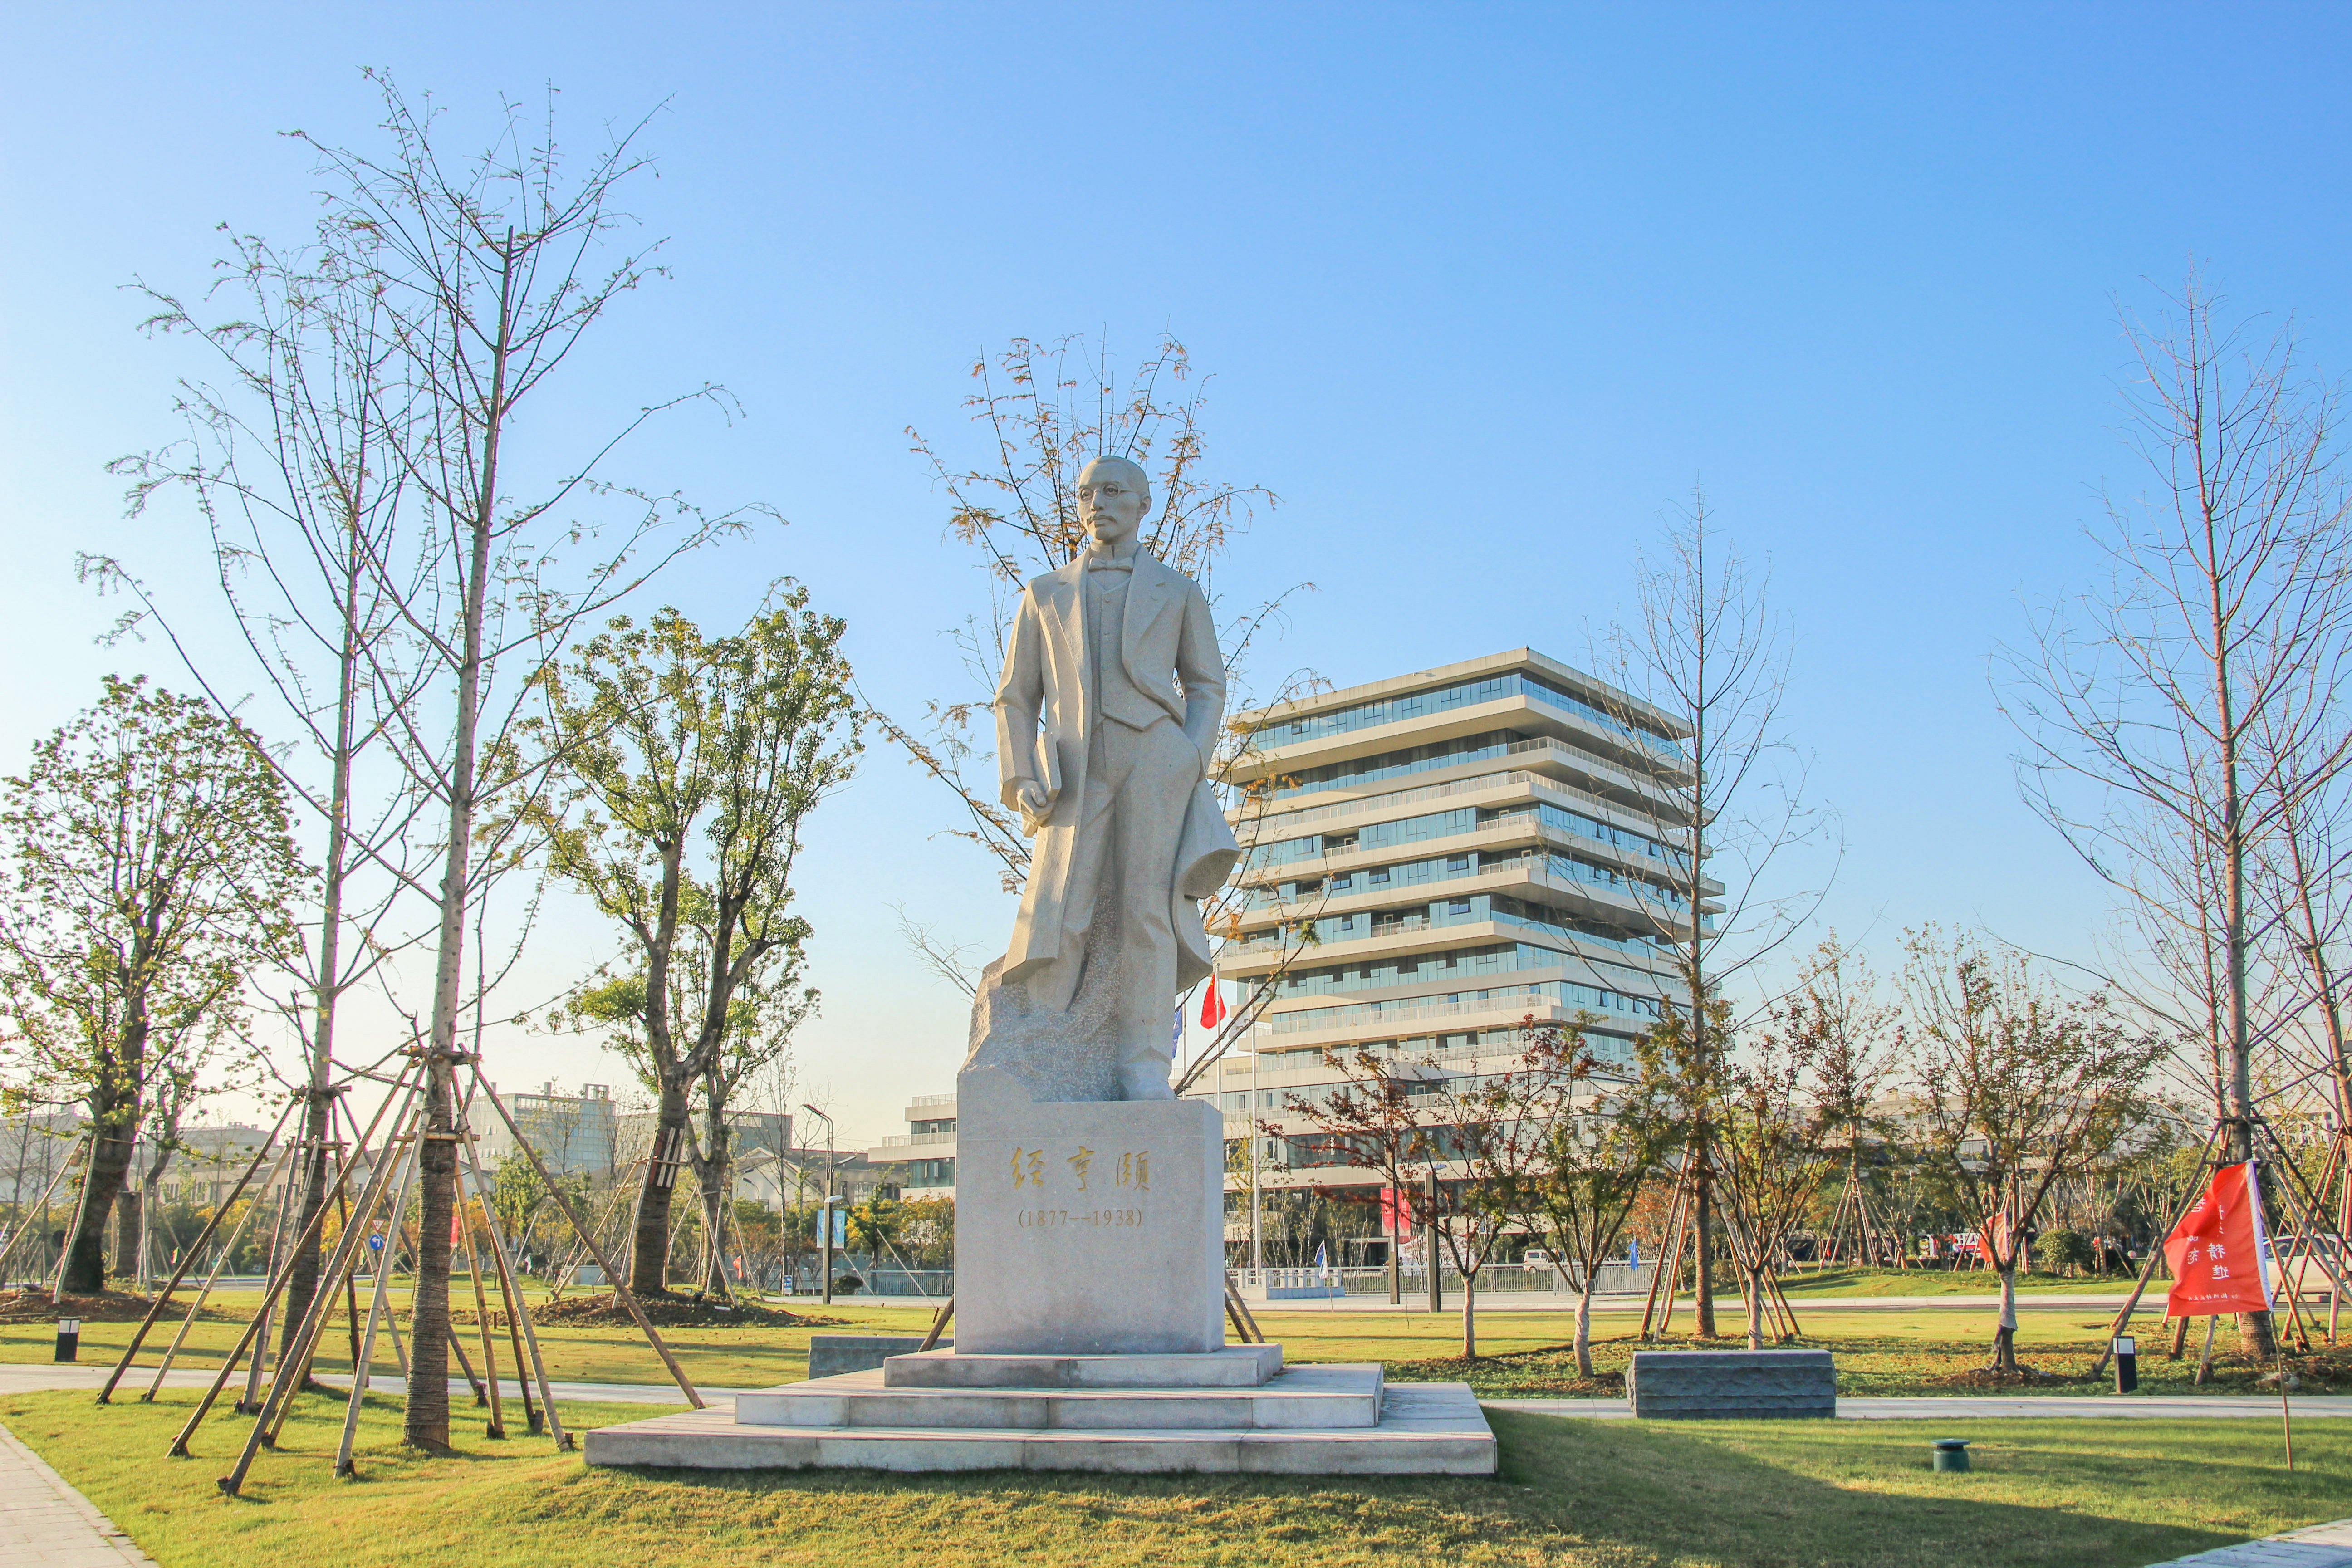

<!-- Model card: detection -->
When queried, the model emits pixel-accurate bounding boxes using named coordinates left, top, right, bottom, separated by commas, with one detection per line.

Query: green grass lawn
left=12, top=1293, right=2337, bottom=1401
left=1, top=1387, right=2342, bottom=1567
left=1777, top=1267, right=2137, bottom=1298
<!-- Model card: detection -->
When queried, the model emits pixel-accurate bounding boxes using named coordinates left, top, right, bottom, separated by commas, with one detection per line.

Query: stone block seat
left=582, top=1343, right=1498, bottom=1475
left=1626, top=1350, right=1837, bottom=1420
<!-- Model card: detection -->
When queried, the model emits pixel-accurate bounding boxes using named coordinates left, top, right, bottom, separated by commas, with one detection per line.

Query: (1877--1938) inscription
left=1017, top=1208, right=1147, bottom=1229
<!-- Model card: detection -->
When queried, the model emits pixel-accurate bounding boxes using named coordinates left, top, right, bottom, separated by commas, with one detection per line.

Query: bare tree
left=1274, top=1032, right=1567, bottom=1359
left=1593, top=490, right=1829, bottom=1339
left=1904, top=929, right=2168, bottom=1372
left=2003, top=275, right=2352, bottom=1358
left=286, top=76, right=755, bottom=1450
left=95, top=195, right=439, bottom=1361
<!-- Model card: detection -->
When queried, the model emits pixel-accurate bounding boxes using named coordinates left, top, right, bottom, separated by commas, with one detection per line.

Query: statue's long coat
left=993, top=551, right=1240, bottom=994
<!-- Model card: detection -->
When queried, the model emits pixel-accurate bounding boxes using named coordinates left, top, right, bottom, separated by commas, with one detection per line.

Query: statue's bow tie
left=1085, top=559, right=1135, bottom=574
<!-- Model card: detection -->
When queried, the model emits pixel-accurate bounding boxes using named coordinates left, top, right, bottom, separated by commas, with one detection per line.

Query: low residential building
left=867, top=1093, right=957, bottom=1198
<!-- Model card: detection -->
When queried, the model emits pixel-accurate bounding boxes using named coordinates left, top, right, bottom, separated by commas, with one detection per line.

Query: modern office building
left=472, top=1081, right=622, bottom=1176
left=1187, top=648, right=1707, bottom=1254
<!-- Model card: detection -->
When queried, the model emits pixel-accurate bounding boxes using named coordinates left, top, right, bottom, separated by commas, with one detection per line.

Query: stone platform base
left=582, top=1343, right=1495, bottom=1475
left=583, top=1381, right=1494, bottom=1475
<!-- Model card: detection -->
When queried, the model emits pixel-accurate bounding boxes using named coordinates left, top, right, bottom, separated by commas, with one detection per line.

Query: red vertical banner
left=1379, top=1186, right=1413, bottom=1238
left=2165, top=1161, right=2274, bottom=1317
left=1200, top=980, right=1229, bottom=1029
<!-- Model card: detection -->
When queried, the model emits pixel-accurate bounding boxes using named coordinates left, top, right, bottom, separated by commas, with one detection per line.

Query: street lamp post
left=801, top=1105, right=837, bottom=1303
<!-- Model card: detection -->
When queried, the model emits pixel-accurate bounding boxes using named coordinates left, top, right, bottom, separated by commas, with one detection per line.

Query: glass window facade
left=1252, top=800, right=1685, bottom=896
left=1258, top=672, right=1683, bottom=759
left=1268, top=975, right=1661, bottom=1033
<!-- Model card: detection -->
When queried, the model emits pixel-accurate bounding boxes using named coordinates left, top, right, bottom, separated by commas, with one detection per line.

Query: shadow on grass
left=9, top=1388, right=2345, bottom=1568
left=590, top=1410, right=2337, bottom=1568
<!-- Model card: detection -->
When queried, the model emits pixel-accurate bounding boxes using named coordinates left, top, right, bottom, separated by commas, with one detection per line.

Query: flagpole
left=2250, top=1157, right=2295, bottom=1472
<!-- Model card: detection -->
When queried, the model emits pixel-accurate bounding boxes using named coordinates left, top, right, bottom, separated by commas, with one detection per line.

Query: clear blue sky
left=5, top=4, right=2349, bottom=1142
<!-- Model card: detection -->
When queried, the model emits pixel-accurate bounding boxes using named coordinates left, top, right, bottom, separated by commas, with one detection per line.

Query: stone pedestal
left=951, top=1066, right=1224, bottom=1356
left=582, top=1341, right=1499, bottom=1475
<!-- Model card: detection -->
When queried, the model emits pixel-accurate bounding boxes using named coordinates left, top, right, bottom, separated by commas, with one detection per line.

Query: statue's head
left=1078, top=456, right=1151, bottom=550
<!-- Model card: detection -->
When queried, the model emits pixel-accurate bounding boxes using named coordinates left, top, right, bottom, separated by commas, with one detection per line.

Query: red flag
left=1200, top=981, right=1228, bottom=1029
left=2164, top=1161, right=2274, bottom=1317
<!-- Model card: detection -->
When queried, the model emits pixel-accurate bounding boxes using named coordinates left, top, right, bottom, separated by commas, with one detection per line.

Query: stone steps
left=735, top=1363, right=1384, bottom=1431
left=882, top=1344, right=1285, bottom=1388
left=583, top=1382, right=1498, bottom=1475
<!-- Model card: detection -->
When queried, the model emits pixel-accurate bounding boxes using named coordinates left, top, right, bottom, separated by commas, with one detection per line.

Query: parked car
left=2270, top=1235, right=2347, bottom=1299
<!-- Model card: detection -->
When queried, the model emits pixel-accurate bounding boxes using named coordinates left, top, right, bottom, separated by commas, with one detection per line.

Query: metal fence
left=1236, top=1261, right=1656, bottom=1297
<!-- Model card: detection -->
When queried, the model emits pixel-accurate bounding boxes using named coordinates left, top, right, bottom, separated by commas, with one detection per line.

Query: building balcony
left=870, top=1129, right=958, bottom=1164
left=1231, top=693, right=1693, bottom=792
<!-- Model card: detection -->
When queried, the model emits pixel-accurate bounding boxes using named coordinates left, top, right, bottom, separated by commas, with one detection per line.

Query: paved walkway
left=2146, top=1519, right=2352, bottom=1567
left=1490, top=1394, right=2352, bottom=1420
left=0, top=1418, right=156, bottom=1567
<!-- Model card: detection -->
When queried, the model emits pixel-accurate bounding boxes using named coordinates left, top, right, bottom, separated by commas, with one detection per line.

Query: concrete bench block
left=807, top=1334, right=951, bottom=1378
left=1627, top=1350, right=1836, bottom=1420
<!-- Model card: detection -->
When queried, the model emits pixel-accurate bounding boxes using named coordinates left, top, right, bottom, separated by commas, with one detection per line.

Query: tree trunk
left=1692, top=1164, right=1718, bottom=1338
left=64, top=1119, right=135, bottom=1295
left=112, top=1184, right=142, bottom=1280
left=279, top=1091, right=332, bottom=1364
left=1744, top=1265, right=1764, bottom=1351
left=1460, top=1269, right=1477, bottom=1360
left=1573, top=1272, right=1595, bottom=1377
left=699, top=1164, right=732, bottom=1298
left=1993, top=1262, right=2019, bottom=1372
left=629, top=1089, right=692, bottom=1295
left=2228, top=1119, right=2279, bottom=1359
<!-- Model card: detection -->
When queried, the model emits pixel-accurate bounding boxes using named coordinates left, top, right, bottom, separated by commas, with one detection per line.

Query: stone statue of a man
left=963, top=455, right=1240, bottom=1102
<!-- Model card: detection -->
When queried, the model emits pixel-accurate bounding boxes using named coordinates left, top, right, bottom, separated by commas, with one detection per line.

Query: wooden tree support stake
left=917, top=1295, right=954, bottom=1352
left=171, top=1061, right=416, bottom=1461
left=457, top=1113, right=565, bottom=1450
left=0, top=1132, right=90, bottom=1289
left=471, top=1070, right=704, bottom=1409
left=98, top=1101, right=298, bottom=1403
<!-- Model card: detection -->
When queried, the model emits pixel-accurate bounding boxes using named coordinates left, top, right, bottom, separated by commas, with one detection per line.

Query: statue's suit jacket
left=994, top=550, right=1241, bottom=993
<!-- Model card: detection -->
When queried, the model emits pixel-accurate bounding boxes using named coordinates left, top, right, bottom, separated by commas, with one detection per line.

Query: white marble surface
left=583, top=1380, right=1496, bottom=1475
left=735, top=1363, right=1382, bottom=1431
left=952, top=1065, right=1225, bottom=1355
left=2144, top=1519, right=2352, bottom=1567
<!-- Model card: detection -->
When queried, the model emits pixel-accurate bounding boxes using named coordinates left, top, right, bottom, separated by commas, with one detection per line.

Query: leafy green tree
left=0, top=677, right=305, bottom=1292
left=848, top=1193, right=903, bottom=1265
left=537, top=591, right=861, bottom=1295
